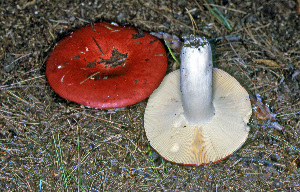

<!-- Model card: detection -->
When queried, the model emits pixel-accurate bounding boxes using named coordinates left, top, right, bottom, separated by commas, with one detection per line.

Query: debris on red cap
left=46, top=22, right=168, bottom=109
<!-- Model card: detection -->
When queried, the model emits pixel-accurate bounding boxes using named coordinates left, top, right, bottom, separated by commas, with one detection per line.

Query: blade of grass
left=53, top=134, right=68, bottom=191
left=196, top=0, right=232, bottom=31
left=39, top=170, right=42, bottom=192
left=164, top=40, right=180, bottom=67
left=53, top=133, right=87, bottom=192
left=88, top=158, right=97, bottom=192
left=25, top=130, right=90, bottom=191
left=77, top=126, right=81, bottom=192
left=28, top=130, right=85, bottom=191
left=265, top=133, right=300, bottom=154
left=147, top=145, right=161, bottom=179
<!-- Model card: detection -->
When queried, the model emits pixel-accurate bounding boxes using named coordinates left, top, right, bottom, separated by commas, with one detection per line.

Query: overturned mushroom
left=46, top=22, right=167, bottom=109
left=144, top=35, right=252, bottom=165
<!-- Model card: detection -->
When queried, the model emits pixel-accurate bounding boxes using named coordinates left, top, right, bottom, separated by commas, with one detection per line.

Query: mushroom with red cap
left=144, top=35, right=252, bottom=165
left=46, top=22, right=168, bottom=109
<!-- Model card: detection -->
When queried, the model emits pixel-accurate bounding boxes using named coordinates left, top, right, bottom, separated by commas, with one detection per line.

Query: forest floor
left=1, top=0, right=299, bottom=191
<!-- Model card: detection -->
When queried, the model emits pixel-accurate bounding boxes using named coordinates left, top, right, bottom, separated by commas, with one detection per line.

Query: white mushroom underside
left=144, top=68, right=252, bottom=165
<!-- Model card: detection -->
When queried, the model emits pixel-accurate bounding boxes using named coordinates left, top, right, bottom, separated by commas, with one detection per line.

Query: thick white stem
left=180, top=35, right=215, bottom=125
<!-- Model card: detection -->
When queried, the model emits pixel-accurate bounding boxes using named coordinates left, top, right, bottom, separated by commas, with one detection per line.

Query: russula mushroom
left=144, top=35, right=252, bottom=165
left=46, top=22, right=167, bottom=109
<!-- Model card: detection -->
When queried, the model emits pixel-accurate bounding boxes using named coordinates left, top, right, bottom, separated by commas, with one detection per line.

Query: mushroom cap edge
left=144, top=68, right=252, bottom=165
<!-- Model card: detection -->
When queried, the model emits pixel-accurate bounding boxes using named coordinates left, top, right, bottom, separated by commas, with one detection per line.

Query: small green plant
left=25, top=127, right=97, bottom=191
left=164, top=40, right=180, bottom=66
left=147, top=145, right=170, bottom=180
left=196, top=0, right=232, bottom=31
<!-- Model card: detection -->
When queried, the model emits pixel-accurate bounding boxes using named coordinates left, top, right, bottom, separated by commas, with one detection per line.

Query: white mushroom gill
left=144, top=34, right=252, bottom=165
left=180, top=35, right=214, bottom=125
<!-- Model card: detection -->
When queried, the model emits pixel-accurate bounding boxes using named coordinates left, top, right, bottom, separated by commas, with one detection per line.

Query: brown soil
left=1, top=0, right=299, bottom=191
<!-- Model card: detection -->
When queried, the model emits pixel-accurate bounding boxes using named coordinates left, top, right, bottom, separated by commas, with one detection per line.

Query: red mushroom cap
left=46, top=22, right=167, bottom=109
